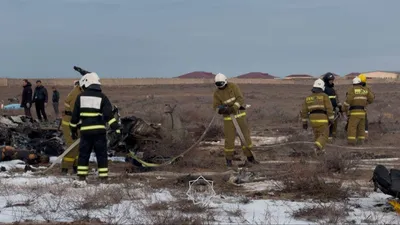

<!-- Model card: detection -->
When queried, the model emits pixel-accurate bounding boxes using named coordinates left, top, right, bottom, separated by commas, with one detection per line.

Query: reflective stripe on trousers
left=77, top=166, right=89, bottom=176
left=223, top=112, right=246, bottom=121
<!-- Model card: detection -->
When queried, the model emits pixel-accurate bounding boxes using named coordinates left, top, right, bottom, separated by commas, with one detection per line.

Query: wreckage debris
left=0, top=115, right=63, bottom=165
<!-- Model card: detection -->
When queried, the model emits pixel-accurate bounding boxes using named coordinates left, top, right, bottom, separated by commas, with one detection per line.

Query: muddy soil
left=1, top=83, right=399, bottom=193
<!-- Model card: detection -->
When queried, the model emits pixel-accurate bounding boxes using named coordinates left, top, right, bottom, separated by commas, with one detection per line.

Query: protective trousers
left=365, top=113, right=369, bottom=138
left=223, top=114, right=253, bottom=160
left=328, top=119, right=338, bottom=140
left=61, top=115, right=80, bottom=170
left=347, top=112, right=366, bottom=145
left=311, top=123, right=329, bottom=150
left=77, top=133, right=108, bottom=178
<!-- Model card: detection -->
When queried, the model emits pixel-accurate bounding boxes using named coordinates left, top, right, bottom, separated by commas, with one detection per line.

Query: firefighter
left=343, top=77, right=374, bottom=145
left=322, top=72, right=342, bottom=141
left=301, top=79, right=334, bottom=155
left=212, top=73, right=257, bottom=167
left=358, top=73, right=374, bottom=140
left=60, top=80, right=83, bottom=174
left=70, top=72, right=121, bottom=181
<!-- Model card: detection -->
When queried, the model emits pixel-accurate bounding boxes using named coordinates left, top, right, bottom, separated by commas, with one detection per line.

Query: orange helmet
left=358, top=74, right=367, bottom=83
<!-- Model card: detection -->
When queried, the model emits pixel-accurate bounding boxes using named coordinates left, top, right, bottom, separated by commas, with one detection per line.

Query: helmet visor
left=215, top=81, right=225, bottom=87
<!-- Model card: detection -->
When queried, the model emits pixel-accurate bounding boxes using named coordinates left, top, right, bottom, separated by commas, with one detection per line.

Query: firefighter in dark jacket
left=20, top=79, right=33, bottom=118
left=33, top=80, right=48, bottom=122
left=69, top=72, right=121, bottom=181
left=322, top=72, right=342, bottom=141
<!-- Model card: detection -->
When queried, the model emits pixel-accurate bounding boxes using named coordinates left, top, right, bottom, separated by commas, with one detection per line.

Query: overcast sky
left=1, top=0, right=399, bottom=78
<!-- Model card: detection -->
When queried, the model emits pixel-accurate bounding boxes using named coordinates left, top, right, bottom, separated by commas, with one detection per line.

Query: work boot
left=226, top=159, right=233, bottom=168
left=78, top=175, right=86, bottom=181
left=247, top=156, right=260, bottom=164
left=61, top=168, right=68, bottom=175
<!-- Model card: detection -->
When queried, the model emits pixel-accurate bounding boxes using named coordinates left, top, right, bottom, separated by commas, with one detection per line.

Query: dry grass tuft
left=279, top=163, right=349, bottom=201
left=292, top=203, right=349, bottom=223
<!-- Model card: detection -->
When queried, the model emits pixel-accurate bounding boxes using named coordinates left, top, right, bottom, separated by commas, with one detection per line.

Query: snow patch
left=204, top=135, right=289, bottom=146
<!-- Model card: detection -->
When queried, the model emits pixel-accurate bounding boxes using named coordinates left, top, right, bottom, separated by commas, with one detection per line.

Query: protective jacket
left=343, top=85, right=374, bottom=116
left=301, top=90, right=335, bottom=124
left=21, top=82, right=32, bottom=107
left=70, top=84, right=118, bottom=135
left=213, top=83, right=244, bottom=117
left=323, top=83, right=340, bottom=109
left=64, top=86, right=82, bottom=117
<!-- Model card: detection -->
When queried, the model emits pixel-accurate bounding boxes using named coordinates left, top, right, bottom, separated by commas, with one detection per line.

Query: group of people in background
left=20, top=79, right=60, bottom=122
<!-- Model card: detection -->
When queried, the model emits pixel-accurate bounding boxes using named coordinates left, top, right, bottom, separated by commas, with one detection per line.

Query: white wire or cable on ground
left=252, top=141, right=399, bottom=150
left=186, top=175, right=216, bottom=207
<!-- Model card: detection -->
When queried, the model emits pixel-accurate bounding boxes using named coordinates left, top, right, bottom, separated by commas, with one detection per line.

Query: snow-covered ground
left=0, top=168, right=396, bottom=224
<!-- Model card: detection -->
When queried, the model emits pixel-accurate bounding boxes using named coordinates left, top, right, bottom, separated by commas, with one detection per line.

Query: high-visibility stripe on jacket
left=301, top=91, right=334, bottom=124
left=69, top=86, right=119, bottom=135
left=213, top=83, right=245, bottom=115
left=343, top=85, right=374, bottom=115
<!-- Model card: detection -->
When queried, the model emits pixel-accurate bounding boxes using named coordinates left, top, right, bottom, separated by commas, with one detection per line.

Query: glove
left=218, top=107, right=228, bottom=115
left=44, top=102, right=47, bottom=107
left=302, top=123, right=308, bottom=130
left=71, top=130, right=78, bottom=140
left=329, top=120, right=334, bottom=126
left=26, top=103, right=30, bottom=108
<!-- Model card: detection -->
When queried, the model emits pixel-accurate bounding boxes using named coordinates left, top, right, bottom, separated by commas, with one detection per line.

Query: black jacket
left=52, top=90, right=60, bottom=103
left=70, top=84, right=119, bottom=135
left=323, top=83, right=338, bottom=108
left=33, top=86, right=48, bottom=103
left=21, top=82, right=33, bottom=107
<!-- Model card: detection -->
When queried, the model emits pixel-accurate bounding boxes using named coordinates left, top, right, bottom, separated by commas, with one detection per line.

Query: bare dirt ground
left=1, top=82, right=400, bottom=224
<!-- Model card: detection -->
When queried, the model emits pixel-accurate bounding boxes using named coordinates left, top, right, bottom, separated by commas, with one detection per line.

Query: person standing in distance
left=20, top=79, right=33, bottom=118
left=32, top=80, right=48, bottom=122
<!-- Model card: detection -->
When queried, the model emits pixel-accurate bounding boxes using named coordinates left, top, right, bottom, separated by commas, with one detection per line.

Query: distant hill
left=177, top=71, right=215, bottom=79
left=285, top=74, right=314, bottom=79
left=344, top=72, right=360, bottom=79
left=236, top=72, right=276, bottom=79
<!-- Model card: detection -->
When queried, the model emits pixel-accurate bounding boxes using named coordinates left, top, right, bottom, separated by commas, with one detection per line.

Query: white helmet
left=79, top=72, right=101, bottom=89
left=352, top=77, right=361, bottom=85
left=313, top=78, right=325, bottom=91
left=215, top=73, right=227, bottom=88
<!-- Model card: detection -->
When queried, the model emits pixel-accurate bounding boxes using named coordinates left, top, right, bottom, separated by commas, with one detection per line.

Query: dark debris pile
left=0, top=115, right=64, bottom=157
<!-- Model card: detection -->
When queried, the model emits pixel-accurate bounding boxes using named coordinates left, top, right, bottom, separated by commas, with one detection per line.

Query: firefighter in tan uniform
left=343, top=77, right=374, bottom=145
left=358, top=73, right=374, bottom=140
left=301, top=79, right=334, bottom=155
left=212, top=73, right=258, bottom=167
left=60, top=80, right=83, bottom=174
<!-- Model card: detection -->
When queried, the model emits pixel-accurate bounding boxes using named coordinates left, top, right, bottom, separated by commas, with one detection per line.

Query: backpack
left=372, top=165, right=400, bottom=198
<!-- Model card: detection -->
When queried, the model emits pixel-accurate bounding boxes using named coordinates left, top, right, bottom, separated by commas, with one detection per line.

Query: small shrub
left=292, top=203, right=349, bottom=223
left=280, top=164, right=349, bottom=201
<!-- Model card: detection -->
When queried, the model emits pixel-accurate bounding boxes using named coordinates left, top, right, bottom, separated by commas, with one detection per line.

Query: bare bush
left=279, top=163, right=349, bottom=201
left=323, top=151, right=360, bottom=174
left=292, top=203, right=349, bottom=223
left=172, top=200, right=208, bottom=213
